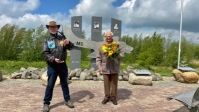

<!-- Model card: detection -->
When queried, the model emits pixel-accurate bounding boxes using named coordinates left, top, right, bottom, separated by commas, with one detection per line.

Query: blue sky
left=0, top=0, right=199, bottom=42
left=32, top=0, right=79, bottom=15
left=32, top=0, right=125, bottom=15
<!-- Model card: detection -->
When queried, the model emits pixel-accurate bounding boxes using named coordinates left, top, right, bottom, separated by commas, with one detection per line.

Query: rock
left=127, top=66, right=134, bottom=72
left=41, top=72, right=60, bottom=87
left=172, top=69, right=184, bottom=82
left=96, top=71, right=101, bottom=77
left=71, top=77, right=80, bottom=81
left=119, top=70, right=124, bottom=76
left=123, top=74, right=129, bottom=81
left=89, top=67, right=95, bottom=72
left=80, top=72, right=87, bottom=81
left=86, top=69, right=95, bottom=80
left=0, top=70, right=3, bottom=81
left=20, top=67, right=26, bottom=72
left=40, top=68, right=46, bottom=73
left=11, top=72, right=22, bottom=79
left=97, top=75, right=104, bottom=81
left=33, top=70, right=43, bottom=77
left=151, top=73, right=163, bottom=81
left=69, top=69, right=77, bottom=78
left=118, top=76, right=123, bottom=81
left=152, top=75, right=157, bottom=81
left=123, top=70, right=129, bottom=76
left=85, top=75, right=93, bottom=80
left=31, top=74, right=40, bottom=79
left=129, top=73, right=152, bottom=86
left=76, top=68, right=82, bottom=77
left=21, top=71, right=31, bottom=79
left=83, top=69, right=89, bottom=75
left=16, top=75, right=21, bottom=79
left=172, top=69, right=199, bottom=83
left=92, top=71, right=98, bottom=77
left=27, top=76, right=31, bottom=79
left=182, top=72, right=199, bottom=83
left=27, top=67, right=38, bottom=72
left=93, top=77, right=97, bottom=81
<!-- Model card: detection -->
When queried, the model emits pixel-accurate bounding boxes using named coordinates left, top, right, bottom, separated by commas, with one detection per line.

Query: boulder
left=151, top=73, right=163, bottom=81
left=93, top=77, right=97, bottom=81
left=21, top=71, right=31, bottom=79
left=97, top=75, right=104, bottom=81
left=182, top=72, right=199, bottom=83
left=129, top=73, right=152, bottom=86
left=68, top=69, right=78, bottom=78
left=126, top=66, right=134, bottom=72
left=76, top=68, right=82, bottom=77
left=172, top=69, right=184, bottom=82
left=27, top=67, right=38, bottom=72
left=118, top=76, right=123, bottom=81
left=20, top=67, right=26, bottom=72
left=80, top=72, right=88, bottom=81
left=71, top=77, right=80, bottom=81
left=172, top=69, right=199, bottom=83
left=123, top=74, right=129, bottom=81
left=31, top=73, right=40, bottom=79
left=11, top=72, right=22, bottom=79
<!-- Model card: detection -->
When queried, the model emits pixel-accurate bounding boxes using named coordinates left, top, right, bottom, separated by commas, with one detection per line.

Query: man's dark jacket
left=42, top=33, right=74, bottom=64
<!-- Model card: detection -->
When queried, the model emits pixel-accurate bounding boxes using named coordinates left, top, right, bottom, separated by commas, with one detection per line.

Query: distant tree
left=137, top=32, right=164, bottom=66
left=81, top=31, right=90, bottom=61
left=20, top=25, right=48, bottom=61
left=0, top=24, right=25, bottom=60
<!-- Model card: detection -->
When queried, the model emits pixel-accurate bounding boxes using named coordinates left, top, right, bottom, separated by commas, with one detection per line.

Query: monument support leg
left=70, top=16, right=82, bottom=70
left=90, top=16, right=102, bottom=70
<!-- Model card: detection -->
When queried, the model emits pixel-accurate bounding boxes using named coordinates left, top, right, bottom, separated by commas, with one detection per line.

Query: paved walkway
left=0, top=76, right=199, bottom=112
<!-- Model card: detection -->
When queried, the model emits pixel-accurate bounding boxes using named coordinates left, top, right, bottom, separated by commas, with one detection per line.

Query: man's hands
left=63, top=39, right=70, bottom=46
left=55, top=58, right=64, bottom=63
left=98, top=66, right=102, bottom=72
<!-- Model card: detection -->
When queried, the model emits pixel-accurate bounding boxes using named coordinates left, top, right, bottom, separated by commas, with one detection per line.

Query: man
left=96, top=31, right=124, bottom=105
left=42, top=21, right=74, bottom=112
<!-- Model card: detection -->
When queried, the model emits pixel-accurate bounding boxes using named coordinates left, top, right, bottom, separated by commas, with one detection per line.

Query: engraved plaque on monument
left=90, top=16, right=102, bottom=70
left=111, top=18, right=122, bottom=40
left=70, top=16, right=82, bottom=70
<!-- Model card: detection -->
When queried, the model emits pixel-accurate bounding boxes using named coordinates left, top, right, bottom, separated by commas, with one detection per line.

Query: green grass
left=1, top=59, right=196, bottom=77
left=0, top=60, right=46, bottom=75
left=149, top=66, right=173, bottom=76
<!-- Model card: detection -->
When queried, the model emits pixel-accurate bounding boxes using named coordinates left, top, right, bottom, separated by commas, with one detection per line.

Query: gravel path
left=0, top=76, right=199, bottom=112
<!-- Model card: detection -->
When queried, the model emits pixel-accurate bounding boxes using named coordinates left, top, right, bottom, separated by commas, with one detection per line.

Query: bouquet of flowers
left=101, top=41, right=120, bottom=60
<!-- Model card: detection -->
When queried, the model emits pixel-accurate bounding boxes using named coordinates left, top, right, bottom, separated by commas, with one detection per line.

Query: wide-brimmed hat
left=46, top=21, right=60, bottom=29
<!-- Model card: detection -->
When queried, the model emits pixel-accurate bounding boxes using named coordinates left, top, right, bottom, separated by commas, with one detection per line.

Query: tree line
left=0, top=24, right=198, bottom=68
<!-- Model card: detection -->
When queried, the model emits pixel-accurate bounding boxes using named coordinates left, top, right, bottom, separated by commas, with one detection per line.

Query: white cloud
left=0, top=13, right=70, bottom=30
left=117, top=0, right=199, bottom=32
left=0, top=0, right=40, bottom=17
left=69, top=0, right=117, bottom=23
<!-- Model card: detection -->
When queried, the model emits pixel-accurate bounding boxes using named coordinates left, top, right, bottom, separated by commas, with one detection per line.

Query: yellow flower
left=112, top=41, right=118, bottom=45
left=101, top=45, right=107, bottom=52
left=60, top=40, right=64, bottom=46
left=108, top=50, right=114, bottom=56
left=101, top=42, right=120, bottom=59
